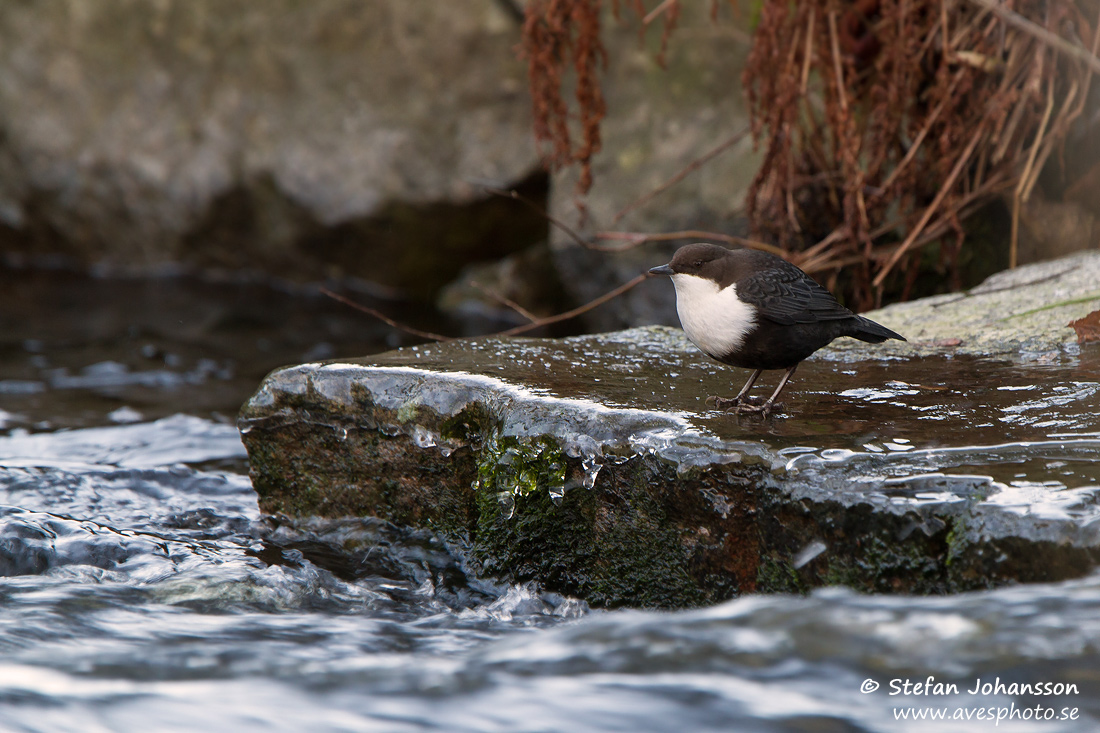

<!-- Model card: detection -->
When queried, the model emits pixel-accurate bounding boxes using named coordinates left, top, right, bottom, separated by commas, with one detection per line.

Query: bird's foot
left=705, top=394, right=730, bottom=410
left=706, top=395, right=772, bottom=412
left=706, top=394, right=760, bottom=410
left=733, top=400, right=785, bottom=417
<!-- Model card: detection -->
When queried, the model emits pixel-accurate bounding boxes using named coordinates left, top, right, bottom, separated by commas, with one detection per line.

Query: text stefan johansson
left=889, top=677, right=1078, bottom=697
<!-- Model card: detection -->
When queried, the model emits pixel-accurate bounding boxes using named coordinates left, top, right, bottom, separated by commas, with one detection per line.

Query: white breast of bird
left=670, top=273, right=757, bottom=359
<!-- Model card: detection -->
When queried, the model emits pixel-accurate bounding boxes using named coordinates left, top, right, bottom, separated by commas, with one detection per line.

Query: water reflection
left=0, top=266, right=434, bottom=433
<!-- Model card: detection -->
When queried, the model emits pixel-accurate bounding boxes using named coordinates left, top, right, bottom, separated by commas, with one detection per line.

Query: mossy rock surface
left=240, top=310, right=1100, bottom=607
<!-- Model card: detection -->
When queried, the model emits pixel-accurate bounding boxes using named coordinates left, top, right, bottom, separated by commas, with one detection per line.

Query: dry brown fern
left=520, top=0, right=608, bottom=195
left=522, top=0, right=1100, bottom=307
left=520, top=0, right=686, bottom=195
left=744, top=0, right=1099, bottom=307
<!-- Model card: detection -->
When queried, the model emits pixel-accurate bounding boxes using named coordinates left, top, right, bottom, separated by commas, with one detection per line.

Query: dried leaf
left=1068, top=310, right=1100, bottom=344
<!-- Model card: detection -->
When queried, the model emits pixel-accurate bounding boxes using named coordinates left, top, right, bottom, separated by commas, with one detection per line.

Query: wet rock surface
left=240, top=312, right=1100, bottom=607
left=824, top=250, right=1100, bottom=358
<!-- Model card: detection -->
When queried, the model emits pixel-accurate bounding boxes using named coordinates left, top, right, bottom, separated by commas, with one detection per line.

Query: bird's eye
left=693, top=260, right=704, bottom=268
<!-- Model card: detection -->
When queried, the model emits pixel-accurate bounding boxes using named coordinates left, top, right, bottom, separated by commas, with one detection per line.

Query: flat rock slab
left=240, top=261, right=1100, bottom=606
left=824, top=250, right=1100, bottom=358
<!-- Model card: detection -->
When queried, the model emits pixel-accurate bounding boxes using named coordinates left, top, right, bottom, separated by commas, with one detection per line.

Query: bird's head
left=649, top=243, right=734, bottom=282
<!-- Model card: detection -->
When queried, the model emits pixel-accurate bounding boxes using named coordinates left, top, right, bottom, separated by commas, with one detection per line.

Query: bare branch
left=319, top=288, right=452, bottom=342
left=1010, top=82, right=1055, bottom=269
left=826, top=10, right=848, bottom=113
left=873, top=123, right=986, bottom=287
left=613, top=126, right=749, bottom=223
left=597, top=229, right=789, bottom=258
left=800, top=11, right=815, bottom=94
left=323, top=271, right=654, bottom=343
left=470, top=280, right=540, bottom=323
left=496, top=273, right=651, bottom=337
left=483, top=186, right=591, bottom=249
left=642, top=0, right=678, bottom=25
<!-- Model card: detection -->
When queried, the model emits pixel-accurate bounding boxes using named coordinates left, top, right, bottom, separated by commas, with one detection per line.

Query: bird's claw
left=707, top=395, right=780, bottom=415
left=733, top=400, right=785, bottom=417
left=705, top=395, right=760, bottom=407
left=707, top=395, right=743, bottom=411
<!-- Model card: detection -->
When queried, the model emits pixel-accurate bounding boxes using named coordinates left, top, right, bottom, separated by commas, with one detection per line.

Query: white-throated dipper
left=649, top=243, right=905, bottom=416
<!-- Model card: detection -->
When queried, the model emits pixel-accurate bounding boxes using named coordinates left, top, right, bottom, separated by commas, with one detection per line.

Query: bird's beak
left=648, top=264, right=674, bottom=276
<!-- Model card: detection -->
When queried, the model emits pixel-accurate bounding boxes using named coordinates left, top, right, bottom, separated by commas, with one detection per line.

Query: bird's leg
left=733, top=370, right=763, bottom=402
left=707, top=369, right=762, bottom=410
left=736, top=365, right=798, bottom=416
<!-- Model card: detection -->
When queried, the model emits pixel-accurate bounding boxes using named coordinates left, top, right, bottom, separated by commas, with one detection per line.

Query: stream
left=1, top=266, right=1098, bottom=732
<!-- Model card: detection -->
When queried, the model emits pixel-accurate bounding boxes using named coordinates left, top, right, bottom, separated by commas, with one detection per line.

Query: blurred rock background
left=0, top=2, right=544, bottom=303
left=0, top=0, right=1095, bottom=337
left=0, top=1, right=756, bottom=334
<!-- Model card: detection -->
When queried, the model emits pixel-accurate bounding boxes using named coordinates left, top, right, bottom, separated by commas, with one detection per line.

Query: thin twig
left=790, top=227, right=845, bottom=269
left=495, top=273, right=651, bottom=337
left=1011, top=82, right=1055, bottom=268
left=470, top=280, right=539, bottom=323
left=320, top=288, right=452, bottom=342
left=323, top=272, right=653, bottom=343
left=878, top=73, right=960, bottom=193
left=950, top=1, right=992, bottom=49
left=1073, top=3, right=1100, bottom=119
left=874, top=123, right=986, bottom=287
left=801, top=11, right=816, bottom=94
left=992, top=87, right=1031, bottom=164
left=827, top=10, right=848, bottom=112
left=785, top=124, right=802, bottom=233
left=855, top=185, right=870, bottom=233
left=1021, top=80, right=1077, bottom=202
left=483, top=186, right=591, bottom=249
left=323, top=173, right=668, bottom=342
left=940, top=0, right=952, bottom=61
left=963, top=0, right=1100, bottom=74
left=1059, top=6, right=1100, bottom=199
left=613, top=126, right=749, bottom=223
left=643, top=0, right=678, bottom=25
left=801, top=178, right=1006, bottom=275
left=596, top=229, right=789, bottom=257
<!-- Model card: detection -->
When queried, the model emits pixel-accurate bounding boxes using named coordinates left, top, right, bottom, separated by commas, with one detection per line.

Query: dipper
left=649, top=243, right=905, bottom=415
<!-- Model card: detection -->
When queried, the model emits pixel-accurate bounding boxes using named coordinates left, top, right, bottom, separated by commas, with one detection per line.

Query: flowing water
left=2, top=267, right=1099, bottom=732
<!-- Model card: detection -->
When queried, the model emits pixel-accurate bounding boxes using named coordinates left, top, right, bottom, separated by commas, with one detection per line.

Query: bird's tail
left=849, top=315, right=906, bottom=343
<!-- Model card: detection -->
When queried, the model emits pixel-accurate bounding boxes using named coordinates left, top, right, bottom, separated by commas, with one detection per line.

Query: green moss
left=756, top=555, right=808, bottom=595
left=945, top=515, right=971, bottom=568
left=245, top=356, right=1100, bottom=608
left=471, top=464, right=709, bottom=609
left=822, top=534, right=946, bottom=594
left=474, top=433, right=566, bottom=514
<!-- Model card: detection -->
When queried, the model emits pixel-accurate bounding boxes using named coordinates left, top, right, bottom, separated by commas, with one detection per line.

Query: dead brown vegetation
left=519, top=0, right=689, bottom=197
left=745, top=0, right=1100, bottom=307
left=520, top=0, right=608, bottom=197
left=521, top=0, right=1100, bottom=308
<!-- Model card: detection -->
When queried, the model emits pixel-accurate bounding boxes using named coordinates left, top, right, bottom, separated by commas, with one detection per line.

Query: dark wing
left=736, top=261, right=855, bottom=325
